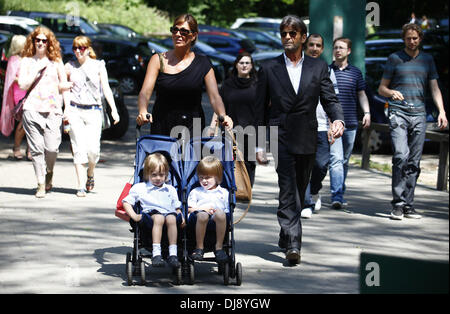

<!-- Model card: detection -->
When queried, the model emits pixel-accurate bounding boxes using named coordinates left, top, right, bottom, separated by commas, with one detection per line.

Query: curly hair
left=21, top=26, right=62, bottom=62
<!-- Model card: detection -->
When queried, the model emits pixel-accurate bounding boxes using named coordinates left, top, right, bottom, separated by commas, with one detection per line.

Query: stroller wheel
left=139, top=258, right=146, bottom=285
left=174, top=265, right=182, bottom=285
left=187, top=262, right=195, bottom=285
left=126, top=252, right=133, bottom=286
left=223, top=263, right=230, bottom=286
left=235, top=262, right=242, bottom=286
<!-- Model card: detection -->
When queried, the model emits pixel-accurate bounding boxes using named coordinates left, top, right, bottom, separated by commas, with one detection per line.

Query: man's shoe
left=286, top=248, right=301, bottom=265
left=167, top=255, right=180, bottom=268
left=278, top=238, right=287, bottom=251
left=311, top=194, right=321, bottom=211
left=331, top=201, right=342, bottom=210
left=301, top=207, right=312, bottom=219
left=390, top=206, right=404, bottom=220
left=151, top=255, right=165, bottom=267
left=404, top=206, right=422, bottom=219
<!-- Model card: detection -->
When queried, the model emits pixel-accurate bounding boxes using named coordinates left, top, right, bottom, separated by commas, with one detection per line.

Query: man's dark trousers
left=275, top=127, right=315, bottom=250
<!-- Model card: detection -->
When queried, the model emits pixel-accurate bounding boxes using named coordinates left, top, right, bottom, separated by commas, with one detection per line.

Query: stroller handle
left=136, top=113, right=152, bottom=139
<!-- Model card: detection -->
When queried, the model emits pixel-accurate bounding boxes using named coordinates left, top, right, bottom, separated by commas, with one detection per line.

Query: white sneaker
left=301, top=207, right=313, bottom=219
left=311, top=194, right=321, bottom=211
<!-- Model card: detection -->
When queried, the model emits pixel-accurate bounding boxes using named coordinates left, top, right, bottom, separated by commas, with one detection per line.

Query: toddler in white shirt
left=123, top=153, right=184, bottom=268
left=188, top=156, right=229, bottom=264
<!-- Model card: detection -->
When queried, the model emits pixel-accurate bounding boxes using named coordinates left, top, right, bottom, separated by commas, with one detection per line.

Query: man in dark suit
left=255, top=15, right=345, bottom=265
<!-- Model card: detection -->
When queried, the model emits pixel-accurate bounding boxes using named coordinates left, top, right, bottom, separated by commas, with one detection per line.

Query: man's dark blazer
left=255, top=53, right=344, bottom=154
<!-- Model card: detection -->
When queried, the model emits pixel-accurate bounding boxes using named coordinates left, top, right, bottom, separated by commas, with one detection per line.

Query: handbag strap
left=23, top=66, right=47, bottom=99
left=215, top=121, right=252, bottom=224
left=76, top=61, right=102, bottom=104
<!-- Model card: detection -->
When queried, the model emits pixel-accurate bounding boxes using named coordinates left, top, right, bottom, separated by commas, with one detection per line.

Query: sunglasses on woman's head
left=34, top=38, right=48, bottom=44
left=170, top=26, right=193, bottom=36
left=72, top=46, right=88, bottom=53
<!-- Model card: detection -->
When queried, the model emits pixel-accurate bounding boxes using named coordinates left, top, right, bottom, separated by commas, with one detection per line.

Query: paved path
left=0, top=96, right=448, bottom=293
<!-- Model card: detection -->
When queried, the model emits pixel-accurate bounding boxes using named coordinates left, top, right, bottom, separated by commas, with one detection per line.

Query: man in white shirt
left=255, top=16, right=345, bottom=265
left=301, top=34, right=338, bottom=219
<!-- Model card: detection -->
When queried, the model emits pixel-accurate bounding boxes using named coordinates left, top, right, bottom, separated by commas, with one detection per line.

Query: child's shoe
left=214, top=249, right=228, bottom=264
left=167, top=255, right=180, bottom=268
left=191, top=248, right=204, bottom=261
left=151, top=255, right=165, bottom=267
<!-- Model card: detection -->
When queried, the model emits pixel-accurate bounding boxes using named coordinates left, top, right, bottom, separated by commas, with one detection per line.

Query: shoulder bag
left=78, top=62, right=112, bottom=130
left=13, top=66, right=47, bottom=121
left=215, top=122, right=252, bottom=224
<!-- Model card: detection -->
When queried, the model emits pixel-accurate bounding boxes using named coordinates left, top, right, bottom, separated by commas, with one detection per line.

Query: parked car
left=96, top=23, right=142, bottom=39
left=57, top=36, right=130, bottom=138
left=58, top=35, right=152, bottom=94
left=235, top=28, right=283, bottom=50
left=198, top=24, right=247, bottom=39
left=0, top=34, right=129, bottom=139
left=7, top=11, right=107, bottom=37
left=198, top=33, right=256, bottom=56
left=0, top=15, right=40, bottom=35
left=230, top=17, right=282, bottom=38
left=230, top=16, right=309, bottom=38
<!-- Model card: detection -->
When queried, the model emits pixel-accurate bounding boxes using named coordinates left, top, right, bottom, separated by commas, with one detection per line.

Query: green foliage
left=1, top=0, right=171, bottom=35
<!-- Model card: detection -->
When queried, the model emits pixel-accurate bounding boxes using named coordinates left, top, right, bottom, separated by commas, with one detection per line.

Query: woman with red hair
left=18, top=26, right=71, bottom=198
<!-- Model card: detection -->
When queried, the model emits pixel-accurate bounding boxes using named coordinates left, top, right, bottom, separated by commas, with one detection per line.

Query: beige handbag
left=215, top=123, right=252, bottom=224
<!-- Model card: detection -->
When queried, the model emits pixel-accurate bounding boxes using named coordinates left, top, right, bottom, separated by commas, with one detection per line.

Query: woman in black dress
left=136, top=13, right=232, bottom=136
left=211, top=52, right=267, bottom=186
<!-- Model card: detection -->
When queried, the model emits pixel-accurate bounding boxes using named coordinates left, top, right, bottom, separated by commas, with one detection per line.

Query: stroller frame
left=121, top=126, right=242, bottom=286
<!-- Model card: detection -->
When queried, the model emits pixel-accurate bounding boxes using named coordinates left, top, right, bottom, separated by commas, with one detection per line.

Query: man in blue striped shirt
left=328, top=37, right=371, bottom=210
left=378, top=23, right=447, bottom=220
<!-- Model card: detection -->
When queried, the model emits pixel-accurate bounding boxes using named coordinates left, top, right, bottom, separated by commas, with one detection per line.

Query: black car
left=198, top=33, right=256, bottom=56
left=59, top=35, right=152, bottom=94
left=7, top=10, right=107, bottom=37
left=96, top=23, right=142, bottom=39
left=236, top=28, right=283, bottom=51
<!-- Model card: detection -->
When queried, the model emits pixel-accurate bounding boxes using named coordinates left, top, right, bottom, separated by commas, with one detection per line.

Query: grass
left=350, top=156, right=392, bottom=174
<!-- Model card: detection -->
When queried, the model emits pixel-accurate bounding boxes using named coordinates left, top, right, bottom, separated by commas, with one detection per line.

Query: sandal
left=191, top=248, right=204, bottom=261
left=76, top=188, right=86, bottom=197
left=26, top=148, right=32, bottom=161
left=45, top=171, right=53, bottom=192
left=86, top=175, right=94, bottom=192
left=13, top=147, right=23, bottom=160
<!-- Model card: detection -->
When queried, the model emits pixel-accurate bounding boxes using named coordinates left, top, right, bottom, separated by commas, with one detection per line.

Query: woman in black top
left=211, top=52, right=267, bottom=186
left=136, top=14, right=232, bottom=136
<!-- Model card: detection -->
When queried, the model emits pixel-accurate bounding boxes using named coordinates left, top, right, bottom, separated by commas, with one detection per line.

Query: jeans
left=329, top=127, right=357, bottom=203
left=389, top=111, right=426, bottom=208
left=305, top=131, right=330, bottom=206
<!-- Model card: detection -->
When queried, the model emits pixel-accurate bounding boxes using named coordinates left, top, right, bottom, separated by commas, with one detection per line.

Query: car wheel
left=119, top=76, right=137, bottom=94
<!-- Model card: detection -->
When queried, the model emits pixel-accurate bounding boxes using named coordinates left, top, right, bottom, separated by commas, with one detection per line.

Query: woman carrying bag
left=18, top=26, right=71, bottom=198
left=64, top=36, right=120, bottom=197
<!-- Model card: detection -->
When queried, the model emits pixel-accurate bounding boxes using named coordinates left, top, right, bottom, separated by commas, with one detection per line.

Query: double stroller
left=115, top=132, right=242, bottom=286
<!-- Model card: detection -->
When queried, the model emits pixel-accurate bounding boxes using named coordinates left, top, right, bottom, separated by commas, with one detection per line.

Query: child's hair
left=197, top=156, right=223, bottom=184
left=143, top=153, right=169, bottom=181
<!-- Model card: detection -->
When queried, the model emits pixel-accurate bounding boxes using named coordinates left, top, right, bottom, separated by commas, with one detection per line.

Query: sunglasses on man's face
left=34, top=38, right=48, bottom=44
left=72, top=46, right=88, bottom=53
left=170, top=26, right=193, bottom=36
left=280, top=31, right=298, bottom=38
